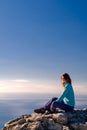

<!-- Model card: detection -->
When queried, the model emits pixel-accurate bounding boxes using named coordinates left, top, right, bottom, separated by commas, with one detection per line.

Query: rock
left=47, top=118, right=62, bottom=130
left=2, top=108, right=87, bottom=130
left=70, top=123, right=87, bottom=130
left=63, top=126, right=70, bottom=130
left=4, top=118, right=21, bottom=127
left=67, top=110, right=87, bottom=124
left=52, top=113, right=68, bottom=124
left=83, top=108, right=87, bottom=111
left=13, top=125, right=21, bottom=130
left=17, top=119, right=26, bottom=124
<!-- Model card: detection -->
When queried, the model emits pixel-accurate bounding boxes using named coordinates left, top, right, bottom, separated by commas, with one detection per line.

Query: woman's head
left=61, top=73, right=72, bottom=86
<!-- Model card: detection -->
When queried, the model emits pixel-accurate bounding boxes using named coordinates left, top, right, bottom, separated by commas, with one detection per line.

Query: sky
left=0, top=0, right=87, bottom=95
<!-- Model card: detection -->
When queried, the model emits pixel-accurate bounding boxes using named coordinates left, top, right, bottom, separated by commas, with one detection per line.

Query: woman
left=34, top=73, right=75, bottom=113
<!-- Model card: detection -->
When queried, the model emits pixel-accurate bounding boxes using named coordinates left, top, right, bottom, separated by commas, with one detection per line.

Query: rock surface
left=2, top=108, right=87, bottom=130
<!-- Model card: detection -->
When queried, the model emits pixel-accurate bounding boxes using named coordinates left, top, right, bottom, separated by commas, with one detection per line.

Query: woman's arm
left=56, top=83, right=70, bottom=102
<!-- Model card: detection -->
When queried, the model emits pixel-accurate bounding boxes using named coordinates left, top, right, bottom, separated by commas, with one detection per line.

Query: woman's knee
left=52, top=97, right=57, bottom=102
left=50, top=101, right=64, bottom=111
left=50, top=101, right=57, bottom=111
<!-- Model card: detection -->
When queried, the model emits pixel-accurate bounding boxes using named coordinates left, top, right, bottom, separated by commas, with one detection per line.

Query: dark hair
left=61, top=73, right=72, bottom=84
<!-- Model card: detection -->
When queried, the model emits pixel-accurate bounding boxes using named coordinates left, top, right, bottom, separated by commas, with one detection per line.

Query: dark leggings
left=43, top=97, right=74, bottom=112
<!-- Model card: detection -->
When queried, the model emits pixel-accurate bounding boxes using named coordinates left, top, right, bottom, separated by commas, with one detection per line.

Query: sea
left=0, top=93, right=87, bottom=129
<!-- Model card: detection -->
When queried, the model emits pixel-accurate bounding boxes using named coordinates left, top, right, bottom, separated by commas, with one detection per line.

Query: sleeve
left=56, top=84, right=70, bottom=102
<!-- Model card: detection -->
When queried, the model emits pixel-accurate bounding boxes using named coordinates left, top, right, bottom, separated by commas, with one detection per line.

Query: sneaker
left=34, top=108, right=45, bottom=114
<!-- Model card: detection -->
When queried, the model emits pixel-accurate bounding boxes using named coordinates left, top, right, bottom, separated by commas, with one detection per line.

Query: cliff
left=2, top=108, right=87, bottom=130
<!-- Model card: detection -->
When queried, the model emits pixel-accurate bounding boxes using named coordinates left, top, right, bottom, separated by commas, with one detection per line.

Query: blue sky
left=0, top=0, right=87, bottom=94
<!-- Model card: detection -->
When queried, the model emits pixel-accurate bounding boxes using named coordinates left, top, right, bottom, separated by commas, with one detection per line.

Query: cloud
left=0, top=79, right=87, bottom=95
left=0, top=79, right=59, bottom=94
left=73, top=82, right=87, bottom=96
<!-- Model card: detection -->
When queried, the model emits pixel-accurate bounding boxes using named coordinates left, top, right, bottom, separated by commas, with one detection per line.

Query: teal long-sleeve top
left=56, top=82, right=75, bottom=107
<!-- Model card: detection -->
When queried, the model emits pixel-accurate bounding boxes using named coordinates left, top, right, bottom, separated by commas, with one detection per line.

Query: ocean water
left=0, top=93, right=87, bottom=129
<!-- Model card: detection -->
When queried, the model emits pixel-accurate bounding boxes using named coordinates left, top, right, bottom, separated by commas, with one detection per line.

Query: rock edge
left=2, top=108, right=87, bottom=130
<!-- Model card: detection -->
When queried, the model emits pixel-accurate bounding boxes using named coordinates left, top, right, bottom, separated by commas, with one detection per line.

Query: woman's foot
left=34, top=108, right=45, bottom=114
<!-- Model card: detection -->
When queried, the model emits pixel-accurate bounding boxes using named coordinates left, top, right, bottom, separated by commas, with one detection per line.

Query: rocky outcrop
left=2, top=108, right=87, bottom=130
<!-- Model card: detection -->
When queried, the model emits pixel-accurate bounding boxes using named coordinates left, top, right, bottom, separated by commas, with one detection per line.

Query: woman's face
left=61, top=75, right=66, bottom=86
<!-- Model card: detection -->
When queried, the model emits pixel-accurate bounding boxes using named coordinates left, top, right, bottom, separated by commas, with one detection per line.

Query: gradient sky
left=0, top=0, right=87, bottom=94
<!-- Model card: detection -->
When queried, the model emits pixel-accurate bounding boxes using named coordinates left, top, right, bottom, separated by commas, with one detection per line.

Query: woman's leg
left=50, top=101, right=74, bottom=112
left=44, top=97, right=57, bottom=110
left=34, top=97, right=57, bottom=113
